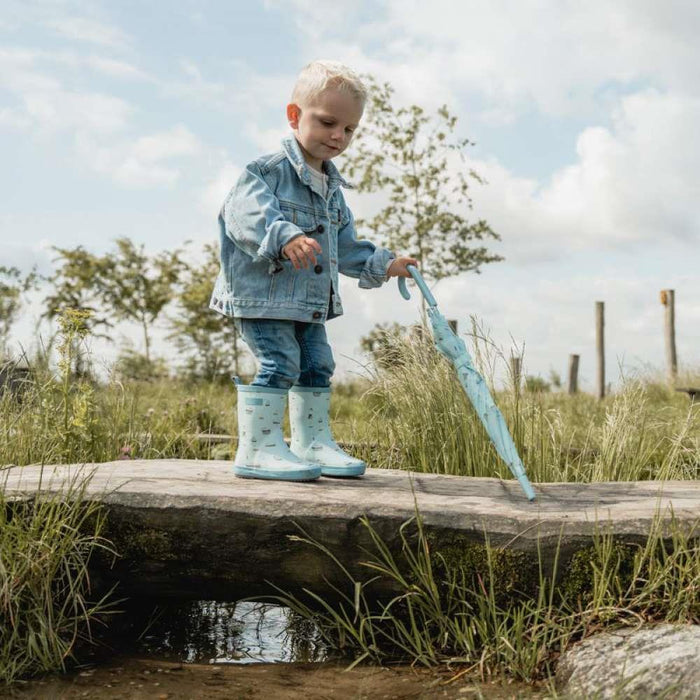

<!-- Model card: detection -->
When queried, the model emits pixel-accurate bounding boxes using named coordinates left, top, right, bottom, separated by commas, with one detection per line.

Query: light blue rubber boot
left=234, top=385, right=321, bottom=482
left=288, top=386, right=366, bottom=478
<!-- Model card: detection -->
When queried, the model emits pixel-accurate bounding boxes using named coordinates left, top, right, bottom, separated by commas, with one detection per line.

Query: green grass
left=349, top=326, right=700, bottom=483
left=3, top=315, right=698, bottom=485
left=270, top=506, right=699, bottom=683
left=1, top=316, right=698, bottom=687
left=0, top=470, right=116, bottom=684
left=0, top=357, right=239, bottom=466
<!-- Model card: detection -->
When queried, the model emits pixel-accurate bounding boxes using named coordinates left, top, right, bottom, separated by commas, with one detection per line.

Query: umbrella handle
left=397, top=265, right=438, bottom=307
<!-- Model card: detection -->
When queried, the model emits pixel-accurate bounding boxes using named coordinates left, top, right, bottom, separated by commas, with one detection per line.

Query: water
left=103, top=599, right=327, bottom=665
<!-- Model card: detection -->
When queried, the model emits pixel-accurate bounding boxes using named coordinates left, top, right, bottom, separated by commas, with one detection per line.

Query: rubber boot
left=234, top=385, right=321, bottom=481
left=288, top=386, right=366, bottom=477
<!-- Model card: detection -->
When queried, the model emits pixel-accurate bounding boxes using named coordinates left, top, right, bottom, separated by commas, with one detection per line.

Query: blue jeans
left=234, top=318, right=335, bottom=389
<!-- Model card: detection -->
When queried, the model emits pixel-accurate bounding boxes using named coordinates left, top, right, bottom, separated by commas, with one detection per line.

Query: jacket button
left=314, top=264, right=323, bottom=274
left=312, top=311, right=322, bottom=319
left=316, top=224, right=324, bottom=233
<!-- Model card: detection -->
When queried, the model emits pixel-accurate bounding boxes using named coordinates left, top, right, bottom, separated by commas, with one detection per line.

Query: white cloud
left=86, top=55, right=151, bottom=81
left=75, top=125, right=203, bottom=188
left=245, top=123, right=288, bottom=153
left=199, top=161, right=242, bottom=215
left=46, top=16, right=131, bottom=51
left=342, top=86, right=700, bottom=267
left=276, top=0, right=700, bottom=120
left=27, top=88, right=132, bottom=135
left=463, top=89, right=700, bottom=264
left=0, top=107, right=30, bottom=130
left=161, top=58, right=294, bottom=122
left=326, top=257, right=700, bottom=388
left=0, top=47, right=207, bottom=189
left=0, top=46, right=150, bottom=84
left=0, top=237, right=53, bottom=276
left=0, top=48, right=133, bottom=135
left=131, top=125, right=202, bottom=161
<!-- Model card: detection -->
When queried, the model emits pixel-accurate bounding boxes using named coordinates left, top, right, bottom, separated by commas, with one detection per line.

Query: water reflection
left=119, top=600, right=326, bottom=665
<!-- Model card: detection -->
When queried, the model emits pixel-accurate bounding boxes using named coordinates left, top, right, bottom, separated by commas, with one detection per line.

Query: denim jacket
left=209, top=135, right=394, bottom=323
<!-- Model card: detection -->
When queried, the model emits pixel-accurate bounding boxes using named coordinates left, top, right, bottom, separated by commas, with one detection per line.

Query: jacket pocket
left=279, top=201, right=317, bottom=232
left=268, top=258, right=297, bottom=303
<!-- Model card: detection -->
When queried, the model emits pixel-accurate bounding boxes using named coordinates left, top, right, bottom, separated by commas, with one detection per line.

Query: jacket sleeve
left=222, top=162, right=304, bottom=263
left=337, top=199, right=395, bottom=289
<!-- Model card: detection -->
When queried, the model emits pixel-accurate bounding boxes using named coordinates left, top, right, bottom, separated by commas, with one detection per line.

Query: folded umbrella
left=398, top=265, right=536, bottom=501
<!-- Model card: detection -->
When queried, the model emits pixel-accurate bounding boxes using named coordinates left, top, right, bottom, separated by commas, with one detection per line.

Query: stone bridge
left=3, top=460, right=699, bottom=601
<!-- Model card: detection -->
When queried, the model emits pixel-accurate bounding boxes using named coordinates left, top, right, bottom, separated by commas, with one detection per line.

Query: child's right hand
left=282, top=236, right=323, bottom=270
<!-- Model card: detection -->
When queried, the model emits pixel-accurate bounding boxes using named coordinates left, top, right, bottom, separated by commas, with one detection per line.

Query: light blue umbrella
left=398, top=265, right=536, bottom=501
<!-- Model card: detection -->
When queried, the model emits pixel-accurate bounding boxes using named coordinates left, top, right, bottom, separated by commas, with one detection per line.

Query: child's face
left=287, top=88, right=363, bottom=170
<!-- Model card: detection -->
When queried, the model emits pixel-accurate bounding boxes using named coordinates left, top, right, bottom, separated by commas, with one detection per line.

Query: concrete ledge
left=2, top=460, right=699, bottom=600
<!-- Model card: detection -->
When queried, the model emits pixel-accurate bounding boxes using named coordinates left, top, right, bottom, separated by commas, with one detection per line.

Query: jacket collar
left=281, top=134, right=354, bottom=190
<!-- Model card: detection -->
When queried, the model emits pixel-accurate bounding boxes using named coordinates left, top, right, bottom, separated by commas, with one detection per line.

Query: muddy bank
left=5, top=658, right=544, bottom=699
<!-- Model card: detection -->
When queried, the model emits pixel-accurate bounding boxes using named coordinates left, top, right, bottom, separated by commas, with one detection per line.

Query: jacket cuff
left=358, top=248, right=395, bottom=289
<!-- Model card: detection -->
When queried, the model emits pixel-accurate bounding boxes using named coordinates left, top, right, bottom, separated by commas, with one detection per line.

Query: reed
left=0, top=470, right=116, bottom=684
left=272, top=506, right=699, bottom=682
left=351, top=324, right=699, bottom=484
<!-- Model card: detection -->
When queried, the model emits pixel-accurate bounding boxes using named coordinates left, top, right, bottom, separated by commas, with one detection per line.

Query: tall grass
left=0, top=311, right=238, bottom=467
left=352, top=323, right=700, bottom=483
left=272, top=508, right=699, bottom=682
left=2, top=312, right=698, bottom=483
left=0, top=471, right=116, bottom=684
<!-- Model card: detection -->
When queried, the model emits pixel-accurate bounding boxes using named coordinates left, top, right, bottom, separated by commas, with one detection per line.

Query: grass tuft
left=270, top=504, right=699, bottom=682
left=0, top=470, right=117, bottom=684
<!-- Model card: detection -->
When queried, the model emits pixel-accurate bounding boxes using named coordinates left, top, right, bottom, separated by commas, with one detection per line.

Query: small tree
left=114, top=346, right=170, bottom=382
left=0, top=265, right=37, bottom=358
left=43, top=246, right=110, bottom=336
left=98, top=237, right=186, bottom=364
left=43, top=247, right=110, bottom=376
left=167, top=243, right=245, bottom=381
left=342, top=77, right=502, bottom=283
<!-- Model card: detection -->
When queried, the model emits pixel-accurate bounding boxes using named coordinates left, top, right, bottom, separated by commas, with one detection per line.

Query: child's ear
left=287, top=103, right=300, bottom=128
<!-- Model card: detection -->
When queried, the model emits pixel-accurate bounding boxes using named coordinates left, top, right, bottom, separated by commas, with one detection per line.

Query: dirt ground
left=3, top=658, right=546, bottom=700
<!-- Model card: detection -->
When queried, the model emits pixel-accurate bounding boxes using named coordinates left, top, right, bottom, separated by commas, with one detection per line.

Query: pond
left=7, top=599, right=544, bottom=699
left=96, top=598, right=326, bottom=665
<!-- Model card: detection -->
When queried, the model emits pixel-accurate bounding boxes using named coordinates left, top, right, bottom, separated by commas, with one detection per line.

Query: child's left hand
left=386, top=257, right=419, bottom=278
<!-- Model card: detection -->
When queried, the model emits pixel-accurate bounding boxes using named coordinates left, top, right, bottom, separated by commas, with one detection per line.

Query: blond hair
left=291, top=60, right=368, bottom=108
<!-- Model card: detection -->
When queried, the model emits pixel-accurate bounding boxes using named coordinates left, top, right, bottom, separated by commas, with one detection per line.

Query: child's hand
left=386, top=256, right=419, bottom=278
left=282, top=236, right=323, bottom=270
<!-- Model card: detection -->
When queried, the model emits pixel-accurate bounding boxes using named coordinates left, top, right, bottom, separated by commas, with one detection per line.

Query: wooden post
left=660, top=289, right=677, bottom=382
left=510, top=355, right=522, bottom=394
left=567, top=354, right=580, bottom=395
left=595, top=301, right=605, bottom=400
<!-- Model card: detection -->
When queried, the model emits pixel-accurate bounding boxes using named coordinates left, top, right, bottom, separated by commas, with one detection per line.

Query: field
left=1, top=328, right=699, bottom=689
left=2, top=325, right=699, bottom=483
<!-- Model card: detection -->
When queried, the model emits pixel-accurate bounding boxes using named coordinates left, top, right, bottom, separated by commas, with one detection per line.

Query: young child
left=210, top=60, right=417, bottom=482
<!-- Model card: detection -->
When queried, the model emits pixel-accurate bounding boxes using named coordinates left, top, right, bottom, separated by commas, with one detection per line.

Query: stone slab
left=2, top=460, right=699, bottom=599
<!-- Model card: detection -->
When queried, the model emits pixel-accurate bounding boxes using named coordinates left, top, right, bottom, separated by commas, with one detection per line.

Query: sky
left=2, top=0, right=700, bottom=389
